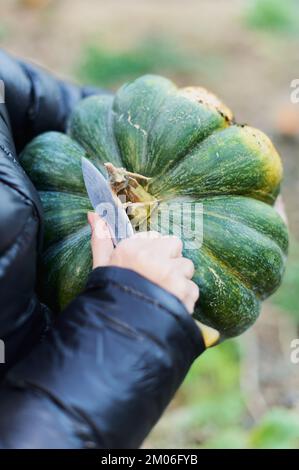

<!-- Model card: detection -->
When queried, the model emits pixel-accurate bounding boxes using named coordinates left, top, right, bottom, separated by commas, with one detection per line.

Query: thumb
left=88, top=211, right=114, bottom=268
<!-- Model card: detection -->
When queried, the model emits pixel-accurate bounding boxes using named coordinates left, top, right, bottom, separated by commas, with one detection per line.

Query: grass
left=149, top=339, right=299, bottom=448
left=249, top=408, right=299, bottom=449
left=148, top=340, right=247, bottom=448
left=244, top=0, right=298, bottom=33
left=76, top=37, right=222, bottom=89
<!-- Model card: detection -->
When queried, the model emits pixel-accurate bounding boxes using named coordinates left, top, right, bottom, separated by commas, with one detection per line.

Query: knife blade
left=81, top=157, right=134, bottom=244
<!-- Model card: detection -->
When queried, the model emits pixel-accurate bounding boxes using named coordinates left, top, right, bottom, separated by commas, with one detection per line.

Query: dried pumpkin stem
left=125, top=171, right=152, bottom=181
left=123, top=200, right=160, bottom=209
left=104, top=162, right=157, bottom=223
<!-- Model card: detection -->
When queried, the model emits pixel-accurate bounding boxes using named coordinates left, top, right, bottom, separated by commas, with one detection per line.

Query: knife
left=81, top=157, right=134, bottom=245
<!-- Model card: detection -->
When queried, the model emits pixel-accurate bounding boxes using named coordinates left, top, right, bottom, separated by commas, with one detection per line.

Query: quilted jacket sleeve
left=0, top=49, right=108, bottom=153
left=0, top=267, right=205, bottom=449
left=0, top=49, right=108, bottom=370
left=0, top=50, right=205, bottom=448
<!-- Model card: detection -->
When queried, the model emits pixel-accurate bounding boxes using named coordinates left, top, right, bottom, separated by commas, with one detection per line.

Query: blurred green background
left=3, top=0, right=299, bottom=448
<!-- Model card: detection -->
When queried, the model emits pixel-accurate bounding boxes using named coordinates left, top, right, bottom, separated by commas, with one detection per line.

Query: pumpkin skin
left=20, top=75, right=288, bottom=338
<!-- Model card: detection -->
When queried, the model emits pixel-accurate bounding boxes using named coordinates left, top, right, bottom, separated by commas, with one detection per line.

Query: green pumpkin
left=20, top=75, right=288, bottom=338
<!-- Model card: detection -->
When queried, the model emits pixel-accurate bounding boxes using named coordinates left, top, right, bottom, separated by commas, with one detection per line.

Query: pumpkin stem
left=104, top=162, right=157, bottom=225
left=125, top=170, right=152, bottom=182
left=122, top=200, right=161, bottom=209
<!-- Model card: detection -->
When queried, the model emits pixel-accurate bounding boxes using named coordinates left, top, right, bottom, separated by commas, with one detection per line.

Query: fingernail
left=87, top=211, right=96, bottom=230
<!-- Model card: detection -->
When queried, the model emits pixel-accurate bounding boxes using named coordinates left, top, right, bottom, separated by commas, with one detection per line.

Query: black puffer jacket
left=0, top=50, right=205, bottom=449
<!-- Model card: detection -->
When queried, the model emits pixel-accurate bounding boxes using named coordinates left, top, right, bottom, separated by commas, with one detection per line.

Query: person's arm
left=0, top=268, right=204, bottom=449
left=0, top=50, right=205, bottom=448
left=0, top=49, right=108, bottom=370
left=0, top=49, right=109, bottom=153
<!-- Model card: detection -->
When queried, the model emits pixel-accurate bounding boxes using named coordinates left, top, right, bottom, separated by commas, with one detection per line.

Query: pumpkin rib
left=39, top=189, right=91, bottom=203
left=200, top=231, right=285, bottom=299
left=202, top=207, right=288, bottom=255
left=112, top=75, right=176, bottom=173
left=20, top=131, right=88, bottom=196
left=108, top=106, right=123, bottom=165
left=42, top=224, right=92, bottom=310
left=199, top=244, right=257, bottom=293
left=151, top=187, right=277, bottom=205
left=178, top=86, right=234, bottom=124
left=201, top=195, right=288, bottom=252
left=143, top=96, right=229, bottom=177
left=192, top=249, right=261, bottom=337
left=136, top=80, right=175, bottom=171
left=149, top=125, right=282, bottom=205
left=144, top=117, right=231, bottom=180
left=39, top=190, right=92, bottom=250
left=69, top=95, right=123, bottom=167
left=43, top=224, right=91, bottom=259
left=40, top=187, right=89, bottom=197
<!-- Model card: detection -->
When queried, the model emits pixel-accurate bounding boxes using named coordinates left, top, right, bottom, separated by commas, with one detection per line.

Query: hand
left=88, top=212, right=199, bottom=314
